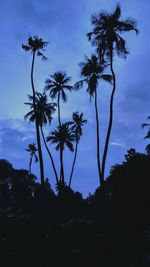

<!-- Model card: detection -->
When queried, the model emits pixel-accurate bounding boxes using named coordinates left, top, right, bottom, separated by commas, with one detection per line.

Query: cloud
left=111, top=142, right=125, bottom=147
left=0, top=119, right=35, bottom=157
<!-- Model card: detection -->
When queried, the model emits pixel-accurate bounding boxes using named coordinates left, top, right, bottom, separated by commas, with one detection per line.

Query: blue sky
left=0, top=0, right=150, bottom=196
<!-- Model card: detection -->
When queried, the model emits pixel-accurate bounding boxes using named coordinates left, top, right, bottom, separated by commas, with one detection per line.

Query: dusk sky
left=0, top=0, right=150, bottom=196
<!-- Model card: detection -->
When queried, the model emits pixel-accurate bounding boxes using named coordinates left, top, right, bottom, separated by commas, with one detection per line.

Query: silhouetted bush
left=107, top=149, right=150, bottom=228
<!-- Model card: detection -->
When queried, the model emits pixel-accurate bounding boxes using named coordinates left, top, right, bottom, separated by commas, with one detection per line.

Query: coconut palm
left=26, top=143, right=38, bottom=174
left=69, top=112, right=87, bottom=188
left=75, top=54, right=112, bottom=186
left=24, top=92, right=59, bottom=185
left=88, top=4, right=138, bottom=182
left=22, top=36, right=48, bottom=188
left=45, top=72, right=73, bottom=126
left=47, top=123, right=75, bottom=187
left=141, top=116, right=150, bottom=155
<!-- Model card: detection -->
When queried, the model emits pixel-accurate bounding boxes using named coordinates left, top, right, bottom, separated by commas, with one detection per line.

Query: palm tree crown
left=45, top=72, right=72, bottom=102
left=47, top=123, right=75, bottom=152
left=87, top=4, right=138, bottom=58
left=24, top=92, right=56, bottom=126
left=76, top=54, right=112, bottom=97
left=26, top=143, right=38, bottom=161
left=45, top=72, right=73, bottom=126
left=141, top=116, right=150, bottom=155
left=68, top=112, right=87, bottom=188
left=22, top=36, right=48, bottom=60
left=70, top=112, right=87, bottom=142
left=26, top=143, right=38, bottom=174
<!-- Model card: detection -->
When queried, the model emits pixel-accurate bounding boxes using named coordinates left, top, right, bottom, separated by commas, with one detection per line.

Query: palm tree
left=141, top=116, right=150, bottom=155
left=88, top=4, right=138, bottom=182
left=47, top=123, right=75, bottom=187
left=75, top=54, right=112, bottom=186
left=45, top=72, right=73, bottom=126
left=69, top=112, right=87, bottom=188
left=26, top=143, right=38, bottom=174
left=24, top=92, right=59, bottom=185
left=22, top=36, right=48, bottom=188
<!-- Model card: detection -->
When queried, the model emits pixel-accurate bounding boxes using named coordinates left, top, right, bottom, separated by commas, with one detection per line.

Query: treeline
left=1, top=148, right=150, bottom=226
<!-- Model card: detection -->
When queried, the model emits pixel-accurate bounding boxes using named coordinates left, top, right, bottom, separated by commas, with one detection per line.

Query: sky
left=0, top=0, right=150, bottom=196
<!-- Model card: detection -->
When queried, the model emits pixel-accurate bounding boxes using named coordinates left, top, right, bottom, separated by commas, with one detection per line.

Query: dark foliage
left=0, top=151, right=150, bottom=266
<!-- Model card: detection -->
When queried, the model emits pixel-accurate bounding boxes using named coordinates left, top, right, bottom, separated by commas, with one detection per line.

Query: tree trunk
left=101, top=50, right=116, bottom=181
left=94, top=89, right=102, bottom=186
left=31, top=52, right=45, bottom=188
left=29, top=156, right=32, bottom=175
left=60, top=148, right=64, bottom=186
left=40, top=126, right=59, bottom=186
left=69, top=140, right=78, bottom=188
left=57, top=91, right=62, bottom=181
left=58, top=91, right=61, bottom=126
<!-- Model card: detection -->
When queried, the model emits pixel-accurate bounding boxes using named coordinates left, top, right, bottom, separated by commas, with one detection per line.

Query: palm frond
left=22, top=44, right=30, bottom=51
left=61, top=90, right=67, bottom=102
left=141, top=123, right=150, bottom=129
left=112, top=4, right=121, bottom=20
left=34, top=154, right=38, bottom=163
left=145, top=144, right=150, bottom=155
left=144, top=130, right=150, bottom=139
left=117, top=18, right=139, bottom=34
left=100, top=74, right=113, bottom=83
left=66, top=140, right=74, bottom=152
left=74, top=80, right=86, bottom=90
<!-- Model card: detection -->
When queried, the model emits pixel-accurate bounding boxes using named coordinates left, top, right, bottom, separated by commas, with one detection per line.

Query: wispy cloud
left=111, top=142, right=125, bottom=148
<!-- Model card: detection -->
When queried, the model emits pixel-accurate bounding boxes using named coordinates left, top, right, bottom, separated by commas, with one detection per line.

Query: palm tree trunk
left=57, top=91, right=62, bottom=181
left=60, top=148, right=64, bottom=186
left=58, top=91, right=61, bottom=126
left=94, top=89, right=102, bottom=186
left=40, top=126, right=59, bottom=186
left=101, top=50, right=116, bottom=181
left=69, top=140, right=78, bottom=188
left=29, top=156, right=32, bottom=174
left=31, top=51, right=45, bottom=188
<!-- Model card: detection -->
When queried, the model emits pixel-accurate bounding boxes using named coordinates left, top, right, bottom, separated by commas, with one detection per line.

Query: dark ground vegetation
left=0, top=149, right=150, bottom=267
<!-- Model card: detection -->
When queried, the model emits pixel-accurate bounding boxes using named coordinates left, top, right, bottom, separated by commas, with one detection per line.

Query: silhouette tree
left=47, top=123, right=75, bottom=187
left=69, top=112, right=87, bottom=188
left=45, top=72, right=73, bottom=126
left=107, top=149, right=150, bottom=227
left=22, top=36, right=48, bottom=188
left=0, top=159, right=13, bottom=206
left=141, top=116, right=150, bottom=155
left=11, top=169, right=37, bottom=205
left=25, top=143, right=38, bottom=174
left=24, top=92, right=59, bottom=185
left=88, top=4, right=138, bottom=181
left=75, top=54, right=112, bottom=186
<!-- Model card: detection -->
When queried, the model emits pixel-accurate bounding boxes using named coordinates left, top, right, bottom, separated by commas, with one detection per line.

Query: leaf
left=74, top=80, right=85, bottom=90
left=100, top=74, right=113, bottom=84
left=22, top=44, right=30, bottom=51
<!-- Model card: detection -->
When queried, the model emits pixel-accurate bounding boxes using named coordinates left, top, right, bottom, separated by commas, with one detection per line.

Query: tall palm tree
left=75, top=54, right=112, bottom=186
left=24, top=92, right=59, bottom=185
left=22, top=36, right=48, bottom=188
left=88, top=4, right=138, bottom=182
left=69, top=112, right=87, bottom=188
left=45, top=72, right=73, bottom=126
left=141, top=116, right=150, bottom=155
left=47, top=123, right=75, bottom=187
left=26, top=143, right=38, bottom=174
